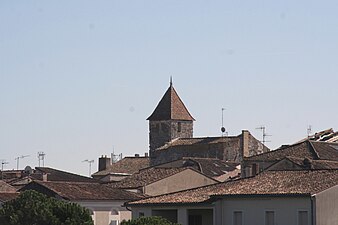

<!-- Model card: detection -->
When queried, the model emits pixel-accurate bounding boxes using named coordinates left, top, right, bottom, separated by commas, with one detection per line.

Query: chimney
left=98, top=155, right=111, bottom=171
left=145, top=153, right=149, bottom=157
left=42, top=173, right=48, bottom=182
left=241, top=130, right=250, bottom=158
left=135, top=154, right=140, bottom=157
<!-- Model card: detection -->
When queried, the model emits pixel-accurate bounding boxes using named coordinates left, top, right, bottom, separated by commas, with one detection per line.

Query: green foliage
left=121, top=216, right=181, bottom=225
left=0, top=190, right=93, bottom=225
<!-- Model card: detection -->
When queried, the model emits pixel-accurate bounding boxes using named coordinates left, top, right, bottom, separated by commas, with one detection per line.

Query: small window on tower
left=178, top=122, right=182, bottom=132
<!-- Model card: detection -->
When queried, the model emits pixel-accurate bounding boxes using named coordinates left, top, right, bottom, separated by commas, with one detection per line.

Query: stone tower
left=147, top=81, right=195, bottom=158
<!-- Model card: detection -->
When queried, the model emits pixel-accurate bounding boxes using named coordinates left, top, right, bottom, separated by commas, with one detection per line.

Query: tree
left=121, top=216, right=181, bottom=225
left=0, top=190, right=93, bottom=225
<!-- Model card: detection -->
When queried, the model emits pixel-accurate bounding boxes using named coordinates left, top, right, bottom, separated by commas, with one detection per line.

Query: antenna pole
left=38, top=152, right=46, bottom=167
left=82, top=159, right=94, bottom=177
left=15, top=155, right=30, bottom=170
left=256, top=126, right=271, bottom=146
left=221, top=108, right=226, bottom=136
left=1, top=160, right=9, bottom=180
left=307, top=125, right=312, bottom=138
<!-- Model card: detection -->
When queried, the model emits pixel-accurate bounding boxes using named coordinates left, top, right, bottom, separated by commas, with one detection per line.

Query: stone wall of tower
left=149, top=120, right=193, bottom=157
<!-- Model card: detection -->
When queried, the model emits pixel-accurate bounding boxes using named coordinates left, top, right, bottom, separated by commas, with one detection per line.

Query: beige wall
left=75, top=200, right=131, bottom=225
left=315, top=185, right=338, bottom=225
left=215, top=197, right=311, bottom=225
left=144, top=169, right=217, bottom=196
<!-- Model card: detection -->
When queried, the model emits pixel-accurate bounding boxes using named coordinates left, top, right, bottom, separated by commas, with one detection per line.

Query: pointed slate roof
left=147, top=84, right=195, bottom=121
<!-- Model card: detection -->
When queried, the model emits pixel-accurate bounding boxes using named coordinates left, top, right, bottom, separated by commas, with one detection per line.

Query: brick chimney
left=98, top=155, right=111, bottom=171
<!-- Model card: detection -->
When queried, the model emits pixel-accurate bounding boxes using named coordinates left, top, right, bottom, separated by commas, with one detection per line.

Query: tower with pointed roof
left=147, top=81, right=195, bottom=159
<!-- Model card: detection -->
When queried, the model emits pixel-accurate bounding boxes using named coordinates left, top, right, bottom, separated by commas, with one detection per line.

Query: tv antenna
left=37, top=152, right=46, bottom=167
left=221, top=108, right=227, bottom=136
left=1, top=160, right=9, bottom=180
left=307, top=125, right=312, bottom=138
left=256, top=126, right=271, bottom=146
left=111, top=147, right=122, bottom=163
left=82, top=159, right=94, bottom=177
left=14, top=155, right=30, bottom=170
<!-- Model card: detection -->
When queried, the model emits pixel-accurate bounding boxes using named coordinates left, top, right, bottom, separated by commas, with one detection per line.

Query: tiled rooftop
left=0, top=193, right=19, bottom=202
left=0, top=180, right=17, bottom=192
left=22, top=181, right=144, bottom=201
left=93, top=157, right=150, bottom=176
left=127, top=169, right=338, bottom=205
left=157, top=136, right=240, bottom=150
left=245, top=141, right=338, bottom=162
left=110, top=167, right=188, bottom=189
left=147, top=85, right=194, bottom=121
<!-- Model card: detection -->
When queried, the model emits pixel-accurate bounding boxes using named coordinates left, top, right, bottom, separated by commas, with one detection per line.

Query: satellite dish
left=24, top=166, right=33, bottom=174
left=221, top=127, right=226, bottom=133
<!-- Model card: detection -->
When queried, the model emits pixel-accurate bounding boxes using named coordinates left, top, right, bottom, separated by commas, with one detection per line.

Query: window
left=139, top=212, right=145, bottom=217
left=298, top=211, right=308, bottom=225
left=233, top=211, right=243, bottom=225
left=188, top=215, right=202, bottom=225
left=265, top=211, right=275, bottom=225
left=178, top=122, right=182, bottom=132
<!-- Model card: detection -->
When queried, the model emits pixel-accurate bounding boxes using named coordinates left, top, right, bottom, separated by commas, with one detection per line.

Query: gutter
left=311, top=194, right=316, bottom=225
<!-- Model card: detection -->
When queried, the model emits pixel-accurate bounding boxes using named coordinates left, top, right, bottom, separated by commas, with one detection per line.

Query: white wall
left=216, top=197, right=311, bottom=225
left=315, top=185, right=338, bottom=225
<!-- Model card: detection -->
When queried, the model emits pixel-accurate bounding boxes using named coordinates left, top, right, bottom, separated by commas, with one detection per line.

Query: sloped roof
left=245, top=141, right=338, bottom=162
left=93, top=157, right=150, bottom=176
left=0, top=180, right=17, bottom=192
left=157, top=136, right=240, bottom=151
left=0, top=193, right=19, bottom=202
left=33, top=167, right=98, bottom=183
left=266, top=156, right=338, bottom=170
left=147, top=85, right=194, bottom=121
left=110, top=167, right=189, bottom=189
left=127, top=169, right=338, bottom=205
left=297, top=128, right=338, bottom=143
left=22, top=181, right=144, bottom=201
left=187, top=158, right=239, bottom=177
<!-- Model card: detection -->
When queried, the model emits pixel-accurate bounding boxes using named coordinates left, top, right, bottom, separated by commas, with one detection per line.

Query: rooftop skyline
left=1, top=1, right=338, bottom=176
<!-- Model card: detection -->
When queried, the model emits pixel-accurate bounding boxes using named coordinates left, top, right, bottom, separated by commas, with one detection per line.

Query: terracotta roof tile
left=183, top=158, right=239, bottom=178
left=22, top=181, right=144, bottom=201
left=147, top=85, right=194, bottom=121
left=127, top=169, right=338, bottom=205
left=157, top=136, right=239, bottom=151
left=33, top=167, right=97, bottom=183
left=110, top=167, right=188, bottom=189
left=0, top=192, right=19, bottom=202
left=245, top=141, right=338, bottom=162
left=0, top=181, right=17, bottom=192
left=93, top=157, right=150, bottom=176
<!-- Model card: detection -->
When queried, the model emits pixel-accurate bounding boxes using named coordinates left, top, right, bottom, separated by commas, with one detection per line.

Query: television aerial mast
left=14, top=155, right=30, bottom=170
left=37, top=151, right=46, bottom=167
left=1, top=159, right=9, bottom=180
left=256, top=126, right=271, bottom=146
left=221, top=108, right=227, bottom=136
left=82, top=159, right=94, bottom=177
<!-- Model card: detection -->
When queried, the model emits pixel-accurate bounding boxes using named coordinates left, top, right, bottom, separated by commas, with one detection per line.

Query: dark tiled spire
left=147, top=83, right=195, bottom=121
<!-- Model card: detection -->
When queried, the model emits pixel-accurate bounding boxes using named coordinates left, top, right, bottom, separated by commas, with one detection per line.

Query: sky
left=1, top=1, right=338, bottom=176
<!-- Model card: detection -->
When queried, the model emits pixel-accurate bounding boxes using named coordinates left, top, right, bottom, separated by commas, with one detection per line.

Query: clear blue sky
left=1, top=1, right=337, bottom=176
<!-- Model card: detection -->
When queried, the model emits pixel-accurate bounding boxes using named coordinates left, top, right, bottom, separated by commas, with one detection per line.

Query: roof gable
left=147, top=85, right=194, bottom=121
